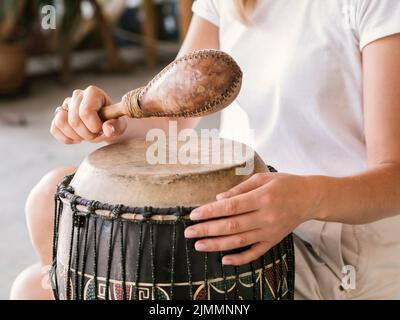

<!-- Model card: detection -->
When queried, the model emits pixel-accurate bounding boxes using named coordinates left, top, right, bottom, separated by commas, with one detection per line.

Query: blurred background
left=0, top=0, right=218, bottom=299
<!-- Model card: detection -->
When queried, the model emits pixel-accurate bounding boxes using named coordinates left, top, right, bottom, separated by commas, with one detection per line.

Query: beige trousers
left=293, top=215, right=400, bottom=300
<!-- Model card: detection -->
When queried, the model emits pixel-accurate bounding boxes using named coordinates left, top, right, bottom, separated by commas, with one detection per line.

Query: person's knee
left=10, top=263, right=54, bottom=300
left=26, top=166, right=76, bottom=263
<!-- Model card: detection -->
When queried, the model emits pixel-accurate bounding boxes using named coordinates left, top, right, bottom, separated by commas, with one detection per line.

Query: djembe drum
left=51, top=138, right=294, bottom=300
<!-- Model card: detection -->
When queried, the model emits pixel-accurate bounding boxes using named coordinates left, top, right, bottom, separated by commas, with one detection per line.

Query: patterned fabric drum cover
left=51, top=138, right=295, bottom=300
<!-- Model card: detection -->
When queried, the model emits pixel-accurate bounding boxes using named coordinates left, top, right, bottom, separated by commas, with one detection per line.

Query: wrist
left=304, top=175, right=338, bottom=222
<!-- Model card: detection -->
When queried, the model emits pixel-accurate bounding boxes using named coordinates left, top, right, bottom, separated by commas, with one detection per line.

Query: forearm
left=313, top=163, right=400, bottom=224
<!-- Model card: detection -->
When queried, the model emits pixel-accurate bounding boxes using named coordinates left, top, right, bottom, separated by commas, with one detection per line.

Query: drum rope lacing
left=56, top=175, right=197, bottom=219
left=51, top=167, right=295, bottom=300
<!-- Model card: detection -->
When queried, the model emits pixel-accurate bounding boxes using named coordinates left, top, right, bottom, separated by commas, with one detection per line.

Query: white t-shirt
left=192, top=0, right=400, bottom=289
left=193, top=0, right=400, bottom=177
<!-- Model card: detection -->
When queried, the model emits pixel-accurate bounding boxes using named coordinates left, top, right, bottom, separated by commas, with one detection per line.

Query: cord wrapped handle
left=98, top=87, right=145, bottom=121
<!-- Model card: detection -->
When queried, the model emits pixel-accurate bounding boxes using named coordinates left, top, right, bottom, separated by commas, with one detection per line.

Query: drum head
left=70, top=137, right=267, bottom=207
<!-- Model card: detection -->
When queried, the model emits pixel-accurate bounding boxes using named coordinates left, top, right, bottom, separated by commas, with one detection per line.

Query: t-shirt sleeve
left=357, top=0, right=400, bottom=50
left=192, top=0, right=220, bottom=27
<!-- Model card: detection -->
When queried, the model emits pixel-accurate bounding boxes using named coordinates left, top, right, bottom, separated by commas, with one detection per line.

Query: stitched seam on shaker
left=139, top=49, right=242, bottom=117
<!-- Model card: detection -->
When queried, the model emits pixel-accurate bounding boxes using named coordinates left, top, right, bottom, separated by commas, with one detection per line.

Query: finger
left=222, top=242, right=271, bottom=266
left=185, top=211, right=260, bottom=238
left=88, top=132, right=107, bottom=144
left=193, top=229, right=264, bottom=252
left=50, top=121, right=79, bottom=145
left=216, top=173, right=272, bottom=200
left=53, top=109, right=82, bottom=141
left=68, top=90, right=97, bottom=140
left=62, top=97, right=71, bottom=107
left=79, top=86, right=107, bottom=134
left=190, top=191, right=260, bottom=221
left=102, top=118, right=127, bottom=138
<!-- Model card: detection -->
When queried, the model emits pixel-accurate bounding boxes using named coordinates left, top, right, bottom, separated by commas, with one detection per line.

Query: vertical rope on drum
left=52, top=195, right=58, bottom=262
left=286, top=235, right=295, bottom=300
left=54, top=196, right=64, bottom=254
left=105, top=218, right=115, bottom=300
left=234, top=266, right=239, bottom=300
left=204, top=252, right=208, bottom=300
left=292, top=239, right=296, bottom=300
left=277, top=242, right=284, bottom=299
left=260, top=254, right=266, bottom=299
left=182, top=217, right=193, bottom=300
left=267, top=166, right=285, bottom=300
left=119, top=220, right=127, bottom=300
left=66, top=203, right=77, bottom=300
left=80, top=213, right=90, bottom=300
left=51, top=194, right=61, bottom=299
left=74, top=214, right=82, bottom=299
left=134, top=220, right=144, bottom=300
left=250, top=262, right=257, bottom=300
left=146, top=207, right=156, bottom=300
left=170, top=212, right=177, bottom=300
left=219, top=252, right=228, bottom=300
left=93, top=215, right=99, bottom=300
left=271, top=246, right=278, bottom=299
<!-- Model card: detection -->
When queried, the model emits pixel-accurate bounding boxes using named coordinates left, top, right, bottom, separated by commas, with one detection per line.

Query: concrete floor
left=0, top=66, right=219, bottom=299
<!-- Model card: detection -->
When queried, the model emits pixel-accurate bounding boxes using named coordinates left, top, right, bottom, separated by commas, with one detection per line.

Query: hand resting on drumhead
left=50, top=86, right=128, bottom=144
left=185, top=172, right=322, bottom=266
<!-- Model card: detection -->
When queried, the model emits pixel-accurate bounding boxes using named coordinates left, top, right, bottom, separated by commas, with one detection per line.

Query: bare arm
left=314, top=34, right=400, bottom=224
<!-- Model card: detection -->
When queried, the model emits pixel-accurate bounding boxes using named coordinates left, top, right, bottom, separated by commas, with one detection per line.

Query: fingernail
left=222, top=257, right=232, bottom=265
left=190, top=210, right=202, bottom=220
left=195, top=242, right=207, bottom=251
left=107, top=124, right=115, bottom=135
left=216, top=193, right=227, bottom=200
left=185, top=228, right=198, bottom=238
